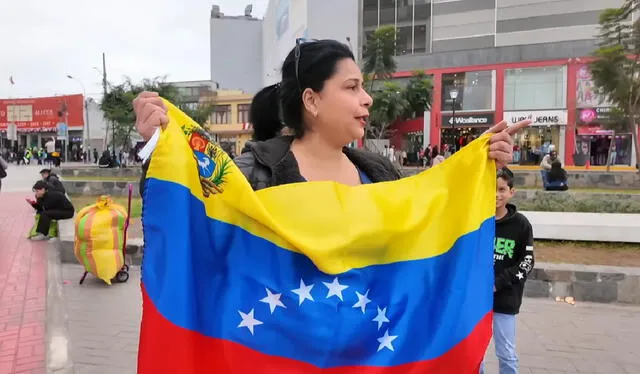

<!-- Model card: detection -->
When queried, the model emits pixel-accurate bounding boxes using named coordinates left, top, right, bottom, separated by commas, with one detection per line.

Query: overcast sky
left=0, top=0, right=268, bottom=100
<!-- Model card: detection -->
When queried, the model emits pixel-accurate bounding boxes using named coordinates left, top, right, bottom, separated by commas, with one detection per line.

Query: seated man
left=539, top=148, right=558, bottom=188
left=98, top=150, right=117, bottom=168
left=39, top=168, right=66, bottom=194
left=28, top=180, right=75, bottom=241
left=545, top=160, right=569, bottom=191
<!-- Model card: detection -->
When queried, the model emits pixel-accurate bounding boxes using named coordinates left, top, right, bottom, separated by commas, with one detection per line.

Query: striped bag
left=73, top=196, right=127, bottom=285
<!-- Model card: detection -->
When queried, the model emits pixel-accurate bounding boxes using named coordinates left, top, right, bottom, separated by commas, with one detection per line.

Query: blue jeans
left=480, top=313, right=518, bottom=374
left=540, top=170, right=549, bottom=188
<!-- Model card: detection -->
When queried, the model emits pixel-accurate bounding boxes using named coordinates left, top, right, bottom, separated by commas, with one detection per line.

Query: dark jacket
left=140, top=136, right=401, bottom=195
left=493, top=204, right=535, bottom=315
left=234, top=136, right=401, bottom=190
left=33, top=190, right=75, bottom=213
left=45, top=173, right=66, bottom=194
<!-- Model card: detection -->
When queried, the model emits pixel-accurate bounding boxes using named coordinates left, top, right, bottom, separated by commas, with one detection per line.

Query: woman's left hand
left=485, top=120, right=532, bottom=168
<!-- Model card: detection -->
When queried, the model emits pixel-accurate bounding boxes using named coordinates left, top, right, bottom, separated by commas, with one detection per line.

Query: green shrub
left=512, top=192, right=640, bottom=213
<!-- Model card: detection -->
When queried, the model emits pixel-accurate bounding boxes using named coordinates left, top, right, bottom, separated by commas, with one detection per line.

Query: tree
left=589, top=5, right=640, bottom=168
left=403, top=70, right=433, bottom=118
left=368, top=81, right=409, bottom=140
left=362, top=26, right=398, bottom=92
left=100, top=77, right=214, bottom=151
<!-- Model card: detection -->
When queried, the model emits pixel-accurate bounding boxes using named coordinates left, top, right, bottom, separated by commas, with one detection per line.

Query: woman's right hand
left=133, top=91, right=169, bottom=141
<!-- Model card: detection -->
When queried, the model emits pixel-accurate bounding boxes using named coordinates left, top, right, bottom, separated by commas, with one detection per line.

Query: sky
left=0, top=0, right=268, bottom=100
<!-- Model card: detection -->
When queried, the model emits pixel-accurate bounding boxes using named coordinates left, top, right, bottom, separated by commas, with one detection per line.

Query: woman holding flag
left=134, top=39, right=531, bottom=373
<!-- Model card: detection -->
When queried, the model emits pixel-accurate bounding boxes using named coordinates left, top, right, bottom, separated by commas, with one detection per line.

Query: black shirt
left=493, top=204, right=535, bottom=315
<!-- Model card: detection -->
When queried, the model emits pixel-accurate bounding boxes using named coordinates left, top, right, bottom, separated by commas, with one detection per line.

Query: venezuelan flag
left=138, top=101, right=496, bottom=373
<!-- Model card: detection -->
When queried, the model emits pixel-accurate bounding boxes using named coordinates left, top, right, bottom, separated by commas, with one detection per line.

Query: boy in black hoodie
left=480, top=167, right=535, bottom=374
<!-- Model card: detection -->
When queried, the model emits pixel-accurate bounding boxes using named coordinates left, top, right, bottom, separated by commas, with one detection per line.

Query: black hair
left=431, top=146, right=440, bottom=159
left=497, top=167, right=514, bottom=188
left=33, top=180, right=48, bottom=190
left=249, top=39, right=355, bottom=141
left=551, top=159, right=562, bottom=168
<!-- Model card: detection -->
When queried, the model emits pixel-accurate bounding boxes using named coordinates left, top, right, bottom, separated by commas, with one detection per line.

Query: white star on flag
left=323, top=277, right=349, bottom=301
left=516, top=272, right=524, bottom=280
left=291, top=279, right=315, bottom=305
left=260, top=288, right=286, bottom=314
left=352, top=290, right=371, bottom=313
left=238, top=309, right=263, bottom=335
left=372, top=306, right=390, bottom=330
left=377, top=330, right=398, bottom=352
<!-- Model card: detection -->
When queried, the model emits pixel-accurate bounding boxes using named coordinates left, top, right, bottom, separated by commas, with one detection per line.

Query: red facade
left=386, top=57, right=640, bottom=166
left=0, top=94, right=84, bottom=132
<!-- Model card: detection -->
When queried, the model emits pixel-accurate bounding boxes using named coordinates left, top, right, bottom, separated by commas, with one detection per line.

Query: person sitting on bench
left=29, top=180, right=75, bottom=241
left=545, top=160, right=569, bottom=191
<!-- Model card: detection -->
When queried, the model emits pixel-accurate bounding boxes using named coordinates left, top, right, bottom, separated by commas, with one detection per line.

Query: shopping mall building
left=361, top=0, right=637, bottom=167
left=211, top=0, right=635, bottom=167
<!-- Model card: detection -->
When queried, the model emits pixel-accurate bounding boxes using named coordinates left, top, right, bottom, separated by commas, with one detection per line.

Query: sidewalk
left=59, top=262, right=640, bottom=374
left=0, top=192, right=47, bottom=374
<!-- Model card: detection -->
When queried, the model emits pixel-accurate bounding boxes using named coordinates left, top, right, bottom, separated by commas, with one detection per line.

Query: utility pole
left=101, top=52, right=113, bottom=157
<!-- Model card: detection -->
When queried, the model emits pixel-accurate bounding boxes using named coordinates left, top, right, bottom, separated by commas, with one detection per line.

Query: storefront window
left=511, top=127, right=561, bottom=165
left=504, top=67, right=566, bottom=110
left=575, top=133, right=633, bottom=166
left=441, top=71, right=494, bottom=112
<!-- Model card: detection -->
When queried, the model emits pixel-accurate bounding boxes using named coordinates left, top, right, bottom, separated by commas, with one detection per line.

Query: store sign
left=0, top=94, right=84, bottom=131
left=505, top=110, right=567, bottom=126
left=442, top=113, right=494, bottom=127
left=576, top=107, right=616, bottom=125
left=56, top=122, right=68, bottom=140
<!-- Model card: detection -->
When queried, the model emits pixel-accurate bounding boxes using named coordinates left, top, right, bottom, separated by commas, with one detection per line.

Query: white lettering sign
left=505, top=110, right=567, bottom=126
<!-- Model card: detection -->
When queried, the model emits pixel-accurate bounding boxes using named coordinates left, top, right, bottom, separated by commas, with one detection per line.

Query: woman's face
left=309, top=58, right=372, bottom=145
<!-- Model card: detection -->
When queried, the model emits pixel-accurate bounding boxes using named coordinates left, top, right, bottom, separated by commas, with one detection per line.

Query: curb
left=45, top=241, right=74, bottom=374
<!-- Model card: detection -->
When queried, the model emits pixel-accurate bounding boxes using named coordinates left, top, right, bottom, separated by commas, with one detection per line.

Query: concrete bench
left=56, top=218, right=144, bottom=265
left=521, top=211, right=640, bottom=243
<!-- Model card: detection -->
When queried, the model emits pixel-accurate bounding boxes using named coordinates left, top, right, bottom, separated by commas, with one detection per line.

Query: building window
left=397, top=0, right=413, bottom=23
left=396, top=26, right=412, bottom=55
left=504, top=67, right=566, bottom=110
left=441, top=70, right=494, bottom=111
left=363, top=0, right=378, bottom=28
left=413, top=24, right=428, bottom=53
left=237, top=104, right=250, bottom=124
left=211, top=105, right=231, bottom=124
left=380, top=0, right=395, bottom=25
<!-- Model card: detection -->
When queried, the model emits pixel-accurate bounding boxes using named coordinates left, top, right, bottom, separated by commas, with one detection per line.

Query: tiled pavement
left=0, top=192, right=47, bottom=374
left=60, top=263, right=640, bottom=374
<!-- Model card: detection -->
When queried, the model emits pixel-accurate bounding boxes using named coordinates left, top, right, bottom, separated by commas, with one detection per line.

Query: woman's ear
left=301, top=88, right=319, bottom=117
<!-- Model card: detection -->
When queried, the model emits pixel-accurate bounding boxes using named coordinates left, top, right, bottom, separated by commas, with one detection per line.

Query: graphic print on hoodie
left=493, top=203, right=534, bottom=315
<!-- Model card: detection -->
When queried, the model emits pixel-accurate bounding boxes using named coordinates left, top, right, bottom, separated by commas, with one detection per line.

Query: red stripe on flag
left=138, top=287, right=491, bottom=374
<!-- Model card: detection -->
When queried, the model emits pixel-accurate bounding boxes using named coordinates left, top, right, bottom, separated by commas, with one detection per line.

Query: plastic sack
left=26, top=214, right=58, bottom=238
left=74, top=196, right=127, bottom=285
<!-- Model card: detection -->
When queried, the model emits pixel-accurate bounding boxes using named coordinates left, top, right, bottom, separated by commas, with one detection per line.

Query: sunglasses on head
left=294, top=38, right=319, bottom=92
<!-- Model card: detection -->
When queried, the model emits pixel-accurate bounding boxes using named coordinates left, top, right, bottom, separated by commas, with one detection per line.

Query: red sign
left=0, top=94, right=84, bottom=132
left=577, top=125, right=614, bottom=135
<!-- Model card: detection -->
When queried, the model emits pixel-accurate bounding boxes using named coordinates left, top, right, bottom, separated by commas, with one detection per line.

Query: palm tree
left=362, top=26, right=398, bottom=92
left=368, top=81, right=409, bottom=140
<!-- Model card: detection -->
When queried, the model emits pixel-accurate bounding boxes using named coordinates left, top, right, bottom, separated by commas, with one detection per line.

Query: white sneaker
left=29, top=234, right=48, bottom=241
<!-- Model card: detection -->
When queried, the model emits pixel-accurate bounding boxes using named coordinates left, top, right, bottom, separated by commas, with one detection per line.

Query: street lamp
left=67, top=75, right=91, bottom=162
left=449, top=88, right=459, bottom=152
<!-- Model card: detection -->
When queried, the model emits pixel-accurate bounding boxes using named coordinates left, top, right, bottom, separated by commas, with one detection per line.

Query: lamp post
left=449, top=89, right=459, bottom=152
left=67, top=75, right=91, bottom=162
